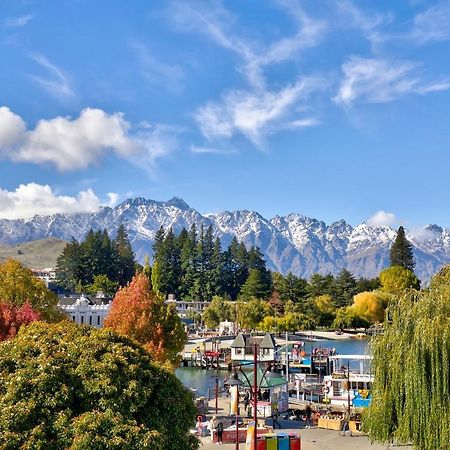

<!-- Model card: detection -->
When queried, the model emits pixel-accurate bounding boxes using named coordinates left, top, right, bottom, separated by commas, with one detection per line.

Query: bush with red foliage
left=0, top=302, right=41, bottom=341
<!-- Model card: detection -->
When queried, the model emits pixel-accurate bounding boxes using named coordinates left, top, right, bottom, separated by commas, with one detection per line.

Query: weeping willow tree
left=365, top=266, right=450, bottom=450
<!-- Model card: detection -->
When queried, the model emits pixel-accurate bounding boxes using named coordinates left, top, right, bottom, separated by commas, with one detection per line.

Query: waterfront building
left=230, top=332, right=279, bottom=362
left=58, top=293, right=111, bottom=328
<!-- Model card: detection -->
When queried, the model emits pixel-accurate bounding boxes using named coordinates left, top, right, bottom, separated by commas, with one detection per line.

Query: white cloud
left=0, top=183, right=101, bottom=220
left=0, top=106, right=26, bottom=148
left=190, top=145, right=236, bottom=155
left=0, top=106, right=176, bottom=172
left=3, top=15, right=33, bottom=28
left=105, top=192, right=120, bottom=207
left=194, top=77, right=321, bottom=144
left=367, top=210, right=398, bottom=227
left=29, top=54, right=75, bottom=101
left=334, top=57, right=450, bottom=106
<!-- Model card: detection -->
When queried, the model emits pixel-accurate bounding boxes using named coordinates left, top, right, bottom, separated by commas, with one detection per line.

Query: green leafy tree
left=237, top=297, right=272, bottom=330
left=87, top=274, right=119, bottom=298
left=0, top=322, right=198, bottom=450
left=379, top=265, right=420, bottom=295
left=314, top=294, right=336, bottom=326
left=365, top=270, right=450, bottom=450
left=202, top=296, right=234, bottom=329
left=331, top=307, right=369, bottom=329
left=389, top=226, right=415, bottom=271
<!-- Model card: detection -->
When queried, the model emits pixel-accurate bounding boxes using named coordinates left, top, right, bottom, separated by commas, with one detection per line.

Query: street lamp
left=225, top=374, right=244, bottom=450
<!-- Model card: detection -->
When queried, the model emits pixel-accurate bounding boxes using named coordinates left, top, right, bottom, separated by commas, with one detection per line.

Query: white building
left=165, top=294, right=211, bottom=318
left=32, top=268, right=56, bottom=287
left=59, top=294, right=111, bottom=328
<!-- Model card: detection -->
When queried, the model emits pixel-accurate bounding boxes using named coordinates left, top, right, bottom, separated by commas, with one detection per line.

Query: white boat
left=322, top=354, right=373, bottom=407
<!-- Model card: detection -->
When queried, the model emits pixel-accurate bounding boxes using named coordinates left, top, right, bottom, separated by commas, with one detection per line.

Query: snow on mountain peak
left=0, top=197, right=449, bottom=281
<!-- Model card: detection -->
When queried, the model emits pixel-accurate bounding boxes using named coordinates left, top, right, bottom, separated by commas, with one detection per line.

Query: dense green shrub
left=0, top=322, right=198, bottom=450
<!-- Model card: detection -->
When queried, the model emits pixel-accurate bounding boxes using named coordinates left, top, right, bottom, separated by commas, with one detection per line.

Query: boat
left=322, top=354, right=373, bottom=408
left=352, top=332, right=367, bottom=339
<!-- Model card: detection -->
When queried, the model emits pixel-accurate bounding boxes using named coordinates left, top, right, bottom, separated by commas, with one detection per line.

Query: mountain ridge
left=0, top=197, right=448, bottom=281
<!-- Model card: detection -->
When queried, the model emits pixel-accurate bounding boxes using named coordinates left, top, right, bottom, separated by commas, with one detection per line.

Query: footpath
left=199, top=398, right=412, bottom=450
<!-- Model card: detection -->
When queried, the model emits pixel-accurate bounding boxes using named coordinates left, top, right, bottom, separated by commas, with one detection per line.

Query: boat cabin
left=323, top=354, right=373, bottom=407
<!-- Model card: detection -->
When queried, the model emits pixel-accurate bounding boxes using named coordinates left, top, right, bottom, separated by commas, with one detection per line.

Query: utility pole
left=253, top=343, right=258, bottom=450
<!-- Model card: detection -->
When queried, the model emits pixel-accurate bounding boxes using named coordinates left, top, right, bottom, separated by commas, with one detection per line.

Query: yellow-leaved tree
left=0, top=259, right=62, bottom=321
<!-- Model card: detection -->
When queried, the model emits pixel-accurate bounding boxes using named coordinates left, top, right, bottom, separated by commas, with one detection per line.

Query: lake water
left=175, top=338, right=368, bottom=396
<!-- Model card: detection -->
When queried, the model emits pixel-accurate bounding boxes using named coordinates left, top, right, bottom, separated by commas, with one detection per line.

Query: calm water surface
left=175, top=338, right=368, bottom=396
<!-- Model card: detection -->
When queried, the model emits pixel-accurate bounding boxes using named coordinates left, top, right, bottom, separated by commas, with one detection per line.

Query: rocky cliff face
left=0, top=197, right=448, bottom=281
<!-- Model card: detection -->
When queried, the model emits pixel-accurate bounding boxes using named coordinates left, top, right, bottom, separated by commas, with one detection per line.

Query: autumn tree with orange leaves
left=104, top=273, right=186, bottom=367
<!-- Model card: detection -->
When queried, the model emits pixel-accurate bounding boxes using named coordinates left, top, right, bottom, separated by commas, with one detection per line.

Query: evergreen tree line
left=56, top=225, right=136, bottom=292
left=151, top=225, right=380, bottom=305
left=151, top=224, right=271, bottom=301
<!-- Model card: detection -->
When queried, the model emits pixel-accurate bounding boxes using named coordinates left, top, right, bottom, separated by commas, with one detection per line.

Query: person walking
left=208, top=416, right=218, bottom=443
left=305, top=403, right=312, bottom=428
left=217, top=419, right=224, bottom=444
left=272, top=404, right=282, bottom=429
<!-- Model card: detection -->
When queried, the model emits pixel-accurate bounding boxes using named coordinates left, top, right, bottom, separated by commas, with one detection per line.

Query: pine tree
left=390, top=226, right=415, bottom=271
left=114, top=224, right=136, bottom=286
left=152, top=226, right=166, bottom=262
left=333, top=269, right=357, bottom=308
left=156, top=228, right=182, bottom=297
left=210, top=237, right=224, bottom=297
left=180, top=225, right=197, bottom=300
left=240, top=268, right=271, bottom=300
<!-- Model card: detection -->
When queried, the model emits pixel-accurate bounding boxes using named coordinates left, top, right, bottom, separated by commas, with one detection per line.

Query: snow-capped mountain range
left=1, top=197, right=449, bottom=281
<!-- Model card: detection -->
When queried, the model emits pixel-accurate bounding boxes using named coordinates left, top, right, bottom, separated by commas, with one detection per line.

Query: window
left=72, top=316, right=76, bottom=321
left=80, top=316, right=84, bottom=324
left=89, top=316, right=92, bottom=325
left=235, top=348, right=242, bottom=355
left=97, top=316, right=101, bottom=326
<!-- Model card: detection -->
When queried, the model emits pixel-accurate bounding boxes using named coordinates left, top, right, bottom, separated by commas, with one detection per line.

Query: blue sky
left=1, top=0, right=450, bottom=228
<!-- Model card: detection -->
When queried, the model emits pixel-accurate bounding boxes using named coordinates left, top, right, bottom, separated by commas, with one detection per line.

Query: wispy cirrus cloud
left=168, top=0, right=325, bottom=146
left=334, top=56, right=450, bottom=106
left=370, top=1, right=450, bottom=48
left=3, top=14, right=34, bottom=28
left=131, top=42, right=184, bottom=92
left=190, top=145, right=237, bottom=155
left=168, top=0, right=325, bottom=90
left=194, top=77, right=322, bottom=145
left=0, top=106, right=178, bottom=174
left=29, top=53, right=75, bottom=101
left=336, top=0, right=392, bottom=35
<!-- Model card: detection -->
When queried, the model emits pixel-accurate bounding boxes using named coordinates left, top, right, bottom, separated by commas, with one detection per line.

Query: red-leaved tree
left=0, top=302, right=42, bottom=341
left=104, top=273, right=186, bottom=366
